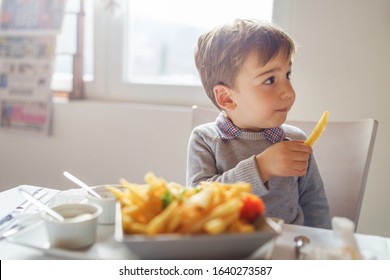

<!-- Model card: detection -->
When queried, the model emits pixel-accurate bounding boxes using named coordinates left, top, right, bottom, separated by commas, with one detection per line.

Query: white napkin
left=302, top=217, right=363, bottom=260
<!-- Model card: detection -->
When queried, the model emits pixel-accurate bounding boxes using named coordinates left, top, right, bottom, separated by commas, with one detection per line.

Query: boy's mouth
left=276, top=107, right=289, bottom=113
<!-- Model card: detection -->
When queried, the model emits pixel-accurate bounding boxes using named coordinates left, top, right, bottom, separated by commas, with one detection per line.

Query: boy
left=187, top=19, right=331, bottom=228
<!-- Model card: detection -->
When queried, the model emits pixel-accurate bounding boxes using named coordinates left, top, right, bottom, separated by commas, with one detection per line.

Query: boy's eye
left=264, top=77, right=275, bottom=85
left=286, top=71, right=292, bottom=80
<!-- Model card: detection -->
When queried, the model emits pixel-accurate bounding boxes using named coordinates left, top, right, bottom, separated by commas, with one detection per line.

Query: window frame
left=84, top=0, right=292, bottom=107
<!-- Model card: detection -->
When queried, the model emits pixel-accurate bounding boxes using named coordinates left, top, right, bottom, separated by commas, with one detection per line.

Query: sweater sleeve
left=298, top=154, right=332, bottom=229
left=186, top=127, right=270, bottom=196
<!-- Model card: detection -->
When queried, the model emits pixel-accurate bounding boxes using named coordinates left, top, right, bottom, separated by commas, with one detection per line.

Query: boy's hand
left=256, top=140, right=313, bottom=183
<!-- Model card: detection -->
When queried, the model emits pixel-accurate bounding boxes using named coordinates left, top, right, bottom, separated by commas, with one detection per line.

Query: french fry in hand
left=304, top=111, right=329, bottom=147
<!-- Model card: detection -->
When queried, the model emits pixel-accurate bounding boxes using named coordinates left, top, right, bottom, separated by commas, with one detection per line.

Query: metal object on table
left=0, top=188, right=60, bottom=240
left=0, top=187, right=47, bottom=233
left=0, top=225, right=23, bottom=241
left=294, top=235, right=310, bottom=260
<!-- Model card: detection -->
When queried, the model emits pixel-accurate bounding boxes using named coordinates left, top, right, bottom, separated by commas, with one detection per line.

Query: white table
left=0, top=185, right=389, bottom=260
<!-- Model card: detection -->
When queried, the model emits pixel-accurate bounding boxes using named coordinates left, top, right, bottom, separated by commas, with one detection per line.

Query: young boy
left=187, top=19, right=331, bottom=229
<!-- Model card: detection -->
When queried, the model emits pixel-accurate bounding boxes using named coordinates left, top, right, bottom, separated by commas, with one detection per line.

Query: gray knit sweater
left=186, top=121, right=331, bottom=229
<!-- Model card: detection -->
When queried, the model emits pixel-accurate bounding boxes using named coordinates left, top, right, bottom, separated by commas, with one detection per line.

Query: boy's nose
left=280, top=84, right=295, bottom=100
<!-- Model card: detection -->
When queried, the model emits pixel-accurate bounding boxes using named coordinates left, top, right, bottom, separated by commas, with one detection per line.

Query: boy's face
left=228, top=50, right=295, bottom=130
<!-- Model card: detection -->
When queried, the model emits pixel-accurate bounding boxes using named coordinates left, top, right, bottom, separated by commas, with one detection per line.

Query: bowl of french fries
left=109, top=173, right=282, bottom=259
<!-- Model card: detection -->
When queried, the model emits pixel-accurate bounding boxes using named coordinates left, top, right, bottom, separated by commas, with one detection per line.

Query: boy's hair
left=194, top=19, right=296, bottom=109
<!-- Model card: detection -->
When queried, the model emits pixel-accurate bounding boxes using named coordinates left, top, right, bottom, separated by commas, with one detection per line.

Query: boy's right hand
left=255, top=140, right=313, bottom=183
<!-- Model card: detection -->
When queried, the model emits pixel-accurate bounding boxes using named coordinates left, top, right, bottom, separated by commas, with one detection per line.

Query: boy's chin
left=272, top=116, right=288, bottom=127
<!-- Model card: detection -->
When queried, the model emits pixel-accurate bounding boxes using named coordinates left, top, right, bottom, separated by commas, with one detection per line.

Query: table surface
left=0, top=185, right=389, bottom=260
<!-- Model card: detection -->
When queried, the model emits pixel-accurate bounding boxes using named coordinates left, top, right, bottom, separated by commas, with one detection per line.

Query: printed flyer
left=0, top=0, right=65, bottom=31
left=0, top=0, right=65, bottom=135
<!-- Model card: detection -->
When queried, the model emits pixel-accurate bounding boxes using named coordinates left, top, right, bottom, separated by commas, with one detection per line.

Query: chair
left=287, top=118, right=378, bottom=228
left=191, top=105, right=378, bottom=229
left=191, top=105, right=219, bottom=128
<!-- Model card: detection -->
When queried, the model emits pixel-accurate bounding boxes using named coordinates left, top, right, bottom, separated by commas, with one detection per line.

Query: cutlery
left=0, top=187, right=47, bottom=231
left=294, top=235, right=310, bottom=260
left=0, top=224, right=23, bottom=241
left=18, top=189, right=65, bottom=222
left=0, top=210, right=44, bottom=241
left=63, top=171, right=102, bottom=199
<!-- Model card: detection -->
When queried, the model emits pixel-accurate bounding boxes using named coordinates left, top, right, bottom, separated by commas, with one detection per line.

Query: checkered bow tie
left=215, top=113, right=285, bottom=143
left=261, top=127, right=285, bottom=144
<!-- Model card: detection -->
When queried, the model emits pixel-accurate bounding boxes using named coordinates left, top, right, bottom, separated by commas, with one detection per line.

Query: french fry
left=107, top=185, right=124, bottom=200
left=119, top=178, right=147, bottom=205
left=126, top=222, right=148, bottom=234
left=111, top=173, right=265, bottom=236
left=208, top=198, right=242, bottom=219
left=166, top=207, right=183, bottom=233
left=204, top=212, right=239, bottom=235
left=144, top=172, right=167, bottom=190
left=178, top=207, right=209, bottom=233
left=228, top=219, right=255, bottom=233
left=304, top=111, right=329, bottom=147
left=147, top=200, right=179, bottom=234
left=187, top=198, right=242, bottom=233
left=204, top=218, right=226, bottom=235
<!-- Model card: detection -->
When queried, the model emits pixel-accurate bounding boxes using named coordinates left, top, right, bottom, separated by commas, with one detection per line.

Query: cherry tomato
left=240, top=194, right=265, bottom=223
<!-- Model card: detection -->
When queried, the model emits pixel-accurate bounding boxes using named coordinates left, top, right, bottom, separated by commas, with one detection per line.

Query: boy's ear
left=213, top=84, right=236, bottom=110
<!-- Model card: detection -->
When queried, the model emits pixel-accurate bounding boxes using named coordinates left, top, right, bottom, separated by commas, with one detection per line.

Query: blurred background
left=0, top=0, right=389, bottom=238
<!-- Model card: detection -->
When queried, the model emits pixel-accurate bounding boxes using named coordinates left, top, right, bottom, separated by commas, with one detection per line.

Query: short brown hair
left=194, top=19, right=296, bottom=108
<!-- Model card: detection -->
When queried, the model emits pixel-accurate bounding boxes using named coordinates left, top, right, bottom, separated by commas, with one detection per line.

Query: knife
left=0, top=187, right=47, bottom=232
left=0, top=225, right=22, bottom=241
left=0, top=213, right=42, bottom=241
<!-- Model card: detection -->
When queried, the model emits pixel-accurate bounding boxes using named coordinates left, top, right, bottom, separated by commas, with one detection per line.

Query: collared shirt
left=215, top=112, right=285, bottom=143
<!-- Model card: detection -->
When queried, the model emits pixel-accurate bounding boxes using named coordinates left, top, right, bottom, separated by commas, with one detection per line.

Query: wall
left=275, top=0, right=390, bottom=237
left=0, top=101, right=192, bottom=190
left=0, top=0, right=389, bottom=237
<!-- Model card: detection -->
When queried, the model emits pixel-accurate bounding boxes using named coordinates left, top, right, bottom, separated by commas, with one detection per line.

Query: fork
left=0, top=187, right=47, bottom=232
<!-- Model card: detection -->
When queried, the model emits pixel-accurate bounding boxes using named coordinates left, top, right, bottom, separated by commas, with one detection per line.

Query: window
left=125, top=0, right=273, bottom=86
left=70, top=0, right=280, bottom=106
left=51, top=0, right=93, bottom=94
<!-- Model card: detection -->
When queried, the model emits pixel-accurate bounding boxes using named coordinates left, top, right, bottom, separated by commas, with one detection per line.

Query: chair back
left=191, top=105, right=220, bottom=129
left=287, top=118, right=378, bottom=227
left=191, top=106, right=378, bottom=228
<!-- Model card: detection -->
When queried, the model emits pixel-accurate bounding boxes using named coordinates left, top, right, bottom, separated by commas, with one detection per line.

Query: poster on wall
left=0, top=0, right=65, bottom=31
left=0, top=36, right=55, bottom=100
left=0, top=36, right=56, bottom=60
left=0, top=0, right=65, bottom=135
left=0, top=99, right=51, bottom=133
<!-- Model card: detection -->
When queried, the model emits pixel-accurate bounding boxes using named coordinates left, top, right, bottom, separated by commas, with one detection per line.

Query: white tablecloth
left=0, top=185, right=389, bottom=260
